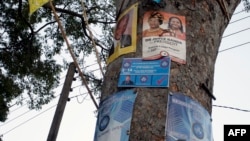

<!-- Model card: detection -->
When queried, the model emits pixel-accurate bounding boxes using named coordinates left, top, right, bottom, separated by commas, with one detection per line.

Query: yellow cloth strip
left=29, top=0, right=49, bottom=15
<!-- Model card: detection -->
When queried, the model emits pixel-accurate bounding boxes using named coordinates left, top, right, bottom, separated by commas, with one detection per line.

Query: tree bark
left=101, top=0, right=241, bottom=140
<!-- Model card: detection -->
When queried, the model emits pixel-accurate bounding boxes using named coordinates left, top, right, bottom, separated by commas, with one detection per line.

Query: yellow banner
left=29, top=0, right=49, bottom=15
left=107, top=3, right=138, bottom=65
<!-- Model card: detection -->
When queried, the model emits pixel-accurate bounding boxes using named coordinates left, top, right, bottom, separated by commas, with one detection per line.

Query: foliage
left=243, top=0, right=250, bottom=11
left=0, top=0, right=115, bottom=122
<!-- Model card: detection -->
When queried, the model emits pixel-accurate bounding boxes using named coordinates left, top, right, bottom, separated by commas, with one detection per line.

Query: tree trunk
left=101, top=0, right=241, bottom=140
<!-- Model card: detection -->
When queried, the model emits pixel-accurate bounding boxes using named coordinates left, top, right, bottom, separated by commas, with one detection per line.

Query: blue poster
left=94, top=90, right=137, bottom=141
left=166, top=92, right=213, bottom=141
left=118, top=57, right=171, bottom=87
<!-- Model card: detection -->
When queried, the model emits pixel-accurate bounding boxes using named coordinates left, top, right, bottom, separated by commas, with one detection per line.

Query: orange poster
left=142, top=11, right=186, bottom=64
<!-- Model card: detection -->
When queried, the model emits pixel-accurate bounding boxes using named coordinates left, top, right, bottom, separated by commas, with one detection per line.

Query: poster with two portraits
left=142, top=11, right=186, bottom=64
left=107, top=5, right=186, bottom=65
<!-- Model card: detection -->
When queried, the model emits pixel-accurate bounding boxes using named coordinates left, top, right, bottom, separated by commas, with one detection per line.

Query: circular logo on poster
left=140, top=76, right=148, bottom=83
left=160, top=51, right=169, bottom=57
left=99, top=115, right=110, bottom=131
left=160, top=59, right=169, bottom=68
left=192, top=122, right=204, bottom=139
left=123, top=61, right=131, bottom=68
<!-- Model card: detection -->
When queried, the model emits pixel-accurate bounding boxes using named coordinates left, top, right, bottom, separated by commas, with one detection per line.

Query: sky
left=1, top=2, right=250, bottom=141
left=212, top=2, right=250, bottom=140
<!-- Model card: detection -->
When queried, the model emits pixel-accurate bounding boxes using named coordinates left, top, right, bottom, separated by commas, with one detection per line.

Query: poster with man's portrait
left=142, top=11, right=186, bottom=64
left=107, top=3, right=138, bottom=65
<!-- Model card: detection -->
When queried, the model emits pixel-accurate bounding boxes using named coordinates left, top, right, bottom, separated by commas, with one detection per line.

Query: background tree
left=0, top=0, right=115, bottom=122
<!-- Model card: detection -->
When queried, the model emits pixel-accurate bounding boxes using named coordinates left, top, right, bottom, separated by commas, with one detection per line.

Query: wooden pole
left=47, top=62, right=76, bottom=141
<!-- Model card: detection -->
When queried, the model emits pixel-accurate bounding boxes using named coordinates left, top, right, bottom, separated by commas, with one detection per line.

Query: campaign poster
left=94, top=90, right=137, bottom=141
left=142, top=11, right=186, bottom=64
left=118, top=57, right=171, bottom=87
left=107, top=3, right=138, bottom=64
left=166, top=92, right=213, bottom=141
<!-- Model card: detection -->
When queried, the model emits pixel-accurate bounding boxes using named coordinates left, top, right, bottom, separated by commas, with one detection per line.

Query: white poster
left=142, top=11, right=186, bottom=64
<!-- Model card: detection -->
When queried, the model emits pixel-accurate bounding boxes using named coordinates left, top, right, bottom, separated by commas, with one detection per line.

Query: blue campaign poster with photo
left=94, top=90, right=137, bottom=141
left=166, top=92, right=213, bottom=141
left=118, top=57, right=171, bottom=87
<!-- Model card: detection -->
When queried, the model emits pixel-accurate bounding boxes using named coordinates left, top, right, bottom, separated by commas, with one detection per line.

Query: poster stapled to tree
left=166, top=92, right=213, bottom=141
left=142, top=11, right=186, bottom=64
left=118, top=57, right=171, bottom=87
left=94, top=90, right=137, bottom=141
left=107, top=3, right=138, bottom=64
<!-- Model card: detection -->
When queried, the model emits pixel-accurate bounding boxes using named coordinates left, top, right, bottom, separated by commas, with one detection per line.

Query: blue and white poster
left=166, top=92, right=213, bottom=141
left=118, top=57, right=171, bottom=87
left=94, top=90, right=137, bottom=141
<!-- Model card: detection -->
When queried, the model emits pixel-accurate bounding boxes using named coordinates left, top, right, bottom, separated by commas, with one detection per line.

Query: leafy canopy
left=0, top=0, right=115, bottom=122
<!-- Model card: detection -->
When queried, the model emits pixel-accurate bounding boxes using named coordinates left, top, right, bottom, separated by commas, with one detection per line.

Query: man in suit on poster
left=114, top=13, right=132, bottom=48
left=108, top=13, right=132, bottom=60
